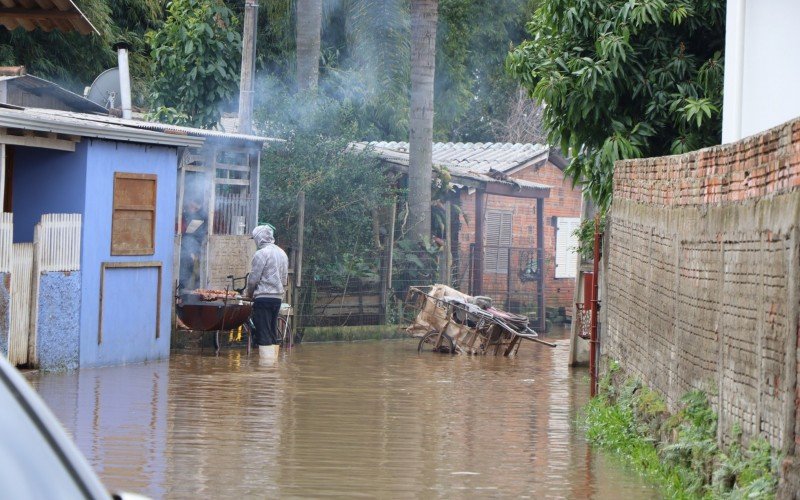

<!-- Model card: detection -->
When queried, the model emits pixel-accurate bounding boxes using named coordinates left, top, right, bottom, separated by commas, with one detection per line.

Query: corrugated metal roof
left=367, top=141, right=549, bottom=173
left=0, top=0, right=98, bottom=35
left=31, top=108, right=280, bottom=145
left=0, top=106, right=205, bottom=147
left=0, top=74, right=107, bottom=114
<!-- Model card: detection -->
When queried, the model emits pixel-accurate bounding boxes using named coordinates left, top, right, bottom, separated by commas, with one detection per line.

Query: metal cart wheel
left=417, top=331, right=455, bottom=354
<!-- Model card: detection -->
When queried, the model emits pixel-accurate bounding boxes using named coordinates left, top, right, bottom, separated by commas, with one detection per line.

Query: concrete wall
left=79, top=140, right=178, bottom=367
left=722, top=0, right=800, bottom=143
left=604, top=118, right=800, bottom=482
left=36, top=272, right=81, bottom=371
left=11, top=143, right=88, bottom=242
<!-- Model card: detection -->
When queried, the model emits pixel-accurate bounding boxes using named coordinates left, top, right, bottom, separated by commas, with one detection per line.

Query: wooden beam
left=214, top=178, right=250, bottom=186
left=248, top=151, right=260, bottom=230
left=536, top=197, right=545, bottom=331
left=483, top=182, right=550, bottom=199
left=472, top=190, right=487, bottom=296
left=0, top=132, right=76, bottom=151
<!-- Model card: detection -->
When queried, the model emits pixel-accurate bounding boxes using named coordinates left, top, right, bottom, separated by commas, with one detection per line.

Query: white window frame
left=554, top=217, right=580, bottom=279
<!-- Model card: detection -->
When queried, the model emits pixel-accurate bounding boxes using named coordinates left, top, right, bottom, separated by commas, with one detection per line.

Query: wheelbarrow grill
left=176, top=292, right=252, bottom=332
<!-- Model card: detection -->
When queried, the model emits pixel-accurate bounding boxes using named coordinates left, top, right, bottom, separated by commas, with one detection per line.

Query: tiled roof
left=366, top=141, right=549, bottom=173
left=350, top=141, right=552, bottom=196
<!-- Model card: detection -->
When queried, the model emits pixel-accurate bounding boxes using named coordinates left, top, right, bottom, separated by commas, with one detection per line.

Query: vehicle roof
left=0, top=356, right=110, bottom=499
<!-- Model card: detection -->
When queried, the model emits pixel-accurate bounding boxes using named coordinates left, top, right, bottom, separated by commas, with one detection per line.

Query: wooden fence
left=0, top=212, right=11, bottom=273
left=6, top=214, right=81, bottom=367
left=37, top=214, right=82, bottom=272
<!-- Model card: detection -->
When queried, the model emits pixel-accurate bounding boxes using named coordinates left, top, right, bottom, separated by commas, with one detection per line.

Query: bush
left=583, top=364, right=779, bottom=498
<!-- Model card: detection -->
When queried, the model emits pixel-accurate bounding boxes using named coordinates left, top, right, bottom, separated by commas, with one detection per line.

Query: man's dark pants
left=252, top=297, right=282, bottom=346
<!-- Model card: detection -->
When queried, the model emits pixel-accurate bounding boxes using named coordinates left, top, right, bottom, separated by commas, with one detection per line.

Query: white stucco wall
left=722, top=0, right=800, bottom=143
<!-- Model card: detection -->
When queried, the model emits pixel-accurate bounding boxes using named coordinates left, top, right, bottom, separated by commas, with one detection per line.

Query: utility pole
left=238, top=0, right=258, bottom=134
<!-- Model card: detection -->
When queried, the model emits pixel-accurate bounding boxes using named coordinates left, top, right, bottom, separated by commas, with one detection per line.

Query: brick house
left=364, top=142, right=582, bottom=327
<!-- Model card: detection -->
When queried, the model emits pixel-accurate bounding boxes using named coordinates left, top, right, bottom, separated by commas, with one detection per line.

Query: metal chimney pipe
left=114, top=42, right=133, bottom=120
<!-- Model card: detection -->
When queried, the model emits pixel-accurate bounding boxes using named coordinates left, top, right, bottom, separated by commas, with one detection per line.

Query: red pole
left=589, top=216, right=602, bottom=397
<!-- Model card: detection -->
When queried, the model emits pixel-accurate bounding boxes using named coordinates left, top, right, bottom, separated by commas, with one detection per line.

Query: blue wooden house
left=0, top=105, right=267, bottom=370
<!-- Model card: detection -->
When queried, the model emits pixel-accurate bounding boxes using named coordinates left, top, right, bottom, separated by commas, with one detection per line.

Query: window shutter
left=555, top=217, right=580, bottom=278
left=484, top=210, right=512, bottom=274
left=111, top=173, right=157, bottom=256
left=484, top=210, right=500, bottom=272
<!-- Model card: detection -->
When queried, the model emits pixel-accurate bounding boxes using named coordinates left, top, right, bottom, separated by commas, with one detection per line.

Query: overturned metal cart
left=405, top=285, right=556, bottom=356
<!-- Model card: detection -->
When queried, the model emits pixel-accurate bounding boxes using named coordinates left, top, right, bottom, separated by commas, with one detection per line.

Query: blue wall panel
left=11, top=143, right=88, bottom=242
left=96, top=267, right=160, bottom=365
left=79, top=140, right=178, bottom=367
left=36, top=271, right=81, bottom=371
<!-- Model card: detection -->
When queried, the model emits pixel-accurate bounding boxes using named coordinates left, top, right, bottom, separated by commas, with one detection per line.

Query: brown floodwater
left=29, top=330, right=658, bottom=499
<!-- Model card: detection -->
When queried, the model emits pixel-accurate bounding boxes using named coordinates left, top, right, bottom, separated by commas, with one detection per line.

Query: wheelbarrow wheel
left=417, top=331, right=455, bottom=355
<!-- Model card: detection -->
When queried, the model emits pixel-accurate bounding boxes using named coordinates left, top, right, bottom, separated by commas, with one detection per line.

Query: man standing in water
left=245, top=224, right=289, bottom=356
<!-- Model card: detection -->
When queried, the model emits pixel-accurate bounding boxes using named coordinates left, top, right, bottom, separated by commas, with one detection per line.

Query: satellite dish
left=85, top=68, right=121, bottom=110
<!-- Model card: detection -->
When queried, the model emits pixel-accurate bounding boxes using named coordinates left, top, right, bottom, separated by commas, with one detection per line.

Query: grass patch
left=583, top=364, right=779, bottom=498
left=300, top=324, right=405, bottom=343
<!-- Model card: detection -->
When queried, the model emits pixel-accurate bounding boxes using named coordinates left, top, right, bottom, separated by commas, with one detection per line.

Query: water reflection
left=30, top=332, right=658, bottom=499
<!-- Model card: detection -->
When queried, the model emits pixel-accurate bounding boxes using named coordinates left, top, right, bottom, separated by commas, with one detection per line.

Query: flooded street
left=29, top=331, right=657, bottom=498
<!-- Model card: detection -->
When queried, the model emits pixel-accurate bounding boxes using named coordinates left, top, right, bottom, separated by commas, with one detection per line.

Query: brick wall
left=604, top=118, right=800, bottom=464
left=455, top=160, right=582, bottom=311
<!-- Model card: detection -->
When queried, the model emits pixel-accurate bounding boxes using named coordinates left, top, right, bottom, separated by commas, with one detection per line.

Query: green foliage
left=507, top=0, right=725, bottom=208
left=259, top=127, right=394, bottom=289
left=583, top=370, right=779, bottom=499
left=573, top=212, right=605, bottom=260
left=146, top=0, right=241, bottom=128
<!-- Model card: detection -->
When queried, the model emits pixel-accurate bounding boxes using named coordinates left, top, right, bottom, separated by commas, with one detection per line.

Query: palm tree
left=295, top=0, right=322, bottom=90
left=408, top=0, right=437, bottom=244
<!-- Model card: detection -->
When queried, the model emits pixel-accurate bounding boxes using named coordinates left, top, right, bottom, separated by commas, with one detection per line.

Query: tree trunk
left=295, top=0, right=322, bottom=91
left=408, top=0, right=437, bottom=245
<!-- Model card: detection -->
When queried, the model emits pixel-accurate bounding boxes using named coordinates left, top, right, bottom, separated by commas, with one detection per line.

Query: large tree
left=507, top=0, right=725, bottom=208
left=407, top=0, right=437, bottom=245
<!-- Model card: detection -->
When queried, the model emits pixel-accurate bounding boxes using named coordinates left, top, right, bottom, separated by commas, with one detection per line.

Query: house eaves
left=34, top=108, right=280, bottom=147
left=0, top=106, right=205, bottom=148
